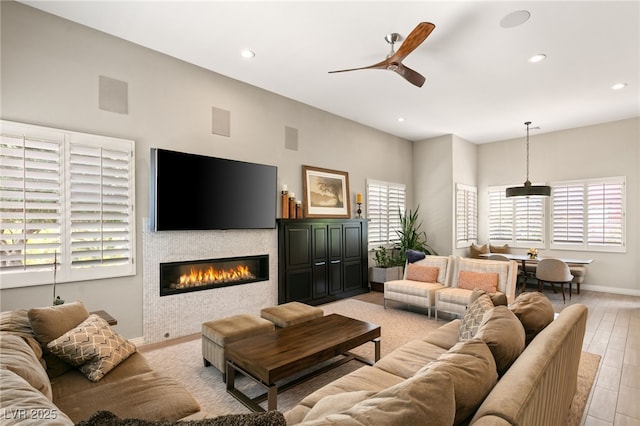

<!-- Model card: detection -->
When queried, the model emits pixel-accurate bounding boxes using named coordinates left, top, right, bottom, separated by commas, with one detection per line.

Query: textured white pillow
left=47, top=314, right=136, bottom=382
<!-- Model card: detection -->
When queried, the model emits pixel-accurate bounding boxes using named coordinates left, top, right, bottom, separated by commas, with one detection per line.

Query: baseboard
left=580, top=284, right=640, bottom=297
left=129, top=336, right=146, bottom=347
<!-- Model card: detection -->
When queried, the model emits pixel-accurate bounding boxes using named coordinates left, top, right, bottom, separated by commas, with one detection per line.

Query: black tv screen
left=150, top=149, right=277, bottom=231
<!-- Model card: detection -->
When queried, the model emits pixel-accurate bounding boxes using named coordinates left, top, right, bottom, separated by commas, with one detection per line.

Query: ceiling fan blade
left=389, top=22, right=435, bottom=63
left=394, top=63, right=426, bottom=87
left=328, top=59, right=389, bottom=74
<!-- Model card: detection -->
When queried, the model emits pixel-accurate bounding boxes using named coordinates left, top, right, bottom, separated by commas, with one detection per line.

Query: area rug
left=141, top=298, right=600, bottom=423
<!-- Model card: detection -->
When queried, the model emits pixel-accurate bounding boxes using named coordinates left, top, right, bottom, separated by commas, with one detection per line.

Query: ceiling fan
left=328, top=22, right=435, bottom=88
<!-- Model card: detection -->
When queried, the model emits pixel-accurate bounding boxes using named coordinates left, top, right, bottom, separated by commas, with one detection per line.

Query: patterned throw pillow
left=457, top=270, right=499, bottom=293
left=458, top=294, right=494, bottom=340
left=405, top=263, right=440, bottom=283
left=47, top=314, right=136, bottom=382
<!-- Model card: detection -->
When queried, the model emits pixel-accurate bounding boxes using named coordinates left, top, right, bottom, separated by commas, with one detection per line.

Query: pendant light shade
left=506, top=121, right=551, bottom=198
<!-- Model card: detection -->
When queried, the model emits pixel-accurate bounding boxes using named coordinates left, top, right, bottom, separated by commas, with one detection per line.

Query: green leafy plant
left=372, top=245, right=403, bottom=268
left=395, top=205, right=437, bottom=256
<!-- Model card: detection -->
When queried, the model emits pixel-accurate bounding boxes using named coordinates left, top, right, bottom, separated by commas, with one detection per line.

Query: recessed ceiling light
left=611, top=83, right=628, bottom=90
left=528, top=54, right=547, bottom=63
left=241, top=49, right=255, bottom=59
left=397, top=117, right=405, bottom=123
left=500, top=10, right=531, bottom=28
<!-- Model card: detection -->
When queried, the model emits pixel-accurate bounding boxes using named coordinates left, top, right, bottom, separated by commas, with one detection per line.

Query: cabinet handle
left=331, top=260, right=341, bottom=264
left=314, top=261, right=326, bottom=266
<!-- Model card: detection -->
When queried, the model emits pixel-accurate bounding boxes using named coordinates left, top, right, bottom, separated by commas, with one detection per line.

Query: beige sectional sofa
left=285, top=292, right=588, bottom=425
left=384, top=255, right=519, bottom=320
left=0, top=301, right=201, bottom=424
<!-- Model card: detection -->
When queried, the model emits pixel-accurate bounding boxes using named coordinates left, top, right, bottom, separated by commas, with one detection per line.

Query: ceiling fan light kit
left=506, top=121, right=551, bottom=198
left=328, top=22, right=435, bottom=87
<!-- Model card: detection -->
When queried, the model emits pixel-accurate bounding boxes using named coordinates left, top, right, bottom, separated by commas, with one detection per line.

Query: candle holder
left=356, top=203, right=362, bottom=219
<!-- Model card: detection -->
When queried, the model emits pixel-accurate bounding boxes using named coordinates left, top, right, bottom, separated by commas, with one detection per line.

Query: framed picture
left=302, top=165, right=350, bottom=218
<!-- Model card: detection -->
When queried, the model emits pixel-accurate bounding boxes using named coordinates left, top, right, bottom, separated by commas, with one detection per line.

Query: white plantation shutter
left=488, top=185, right=545, bottom=247
left=488, top=187, right=513, bottom=242
left=69, top=142, right=133, bottom=271
left=456, top=184, right=477, bottom=247
left=0, top=120, right=135, bottom=288
left=552, top=184, right=584, bottom=244
left=0, top=129, right=63, bottom=273
left=552, top=177, right=625, bottom=251
left=366, top=179, right=406, bottom=248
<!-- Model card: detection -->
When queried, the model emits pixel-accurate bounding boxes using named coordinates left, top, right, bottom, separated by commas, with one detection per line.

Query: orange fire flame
left=172, top=264, right=256, bottom=289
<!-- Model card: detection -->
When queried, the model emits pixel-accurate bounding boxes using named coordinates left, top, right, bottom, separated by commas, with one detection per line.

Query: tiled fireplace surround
left=142, top=226, right=278, bottom=344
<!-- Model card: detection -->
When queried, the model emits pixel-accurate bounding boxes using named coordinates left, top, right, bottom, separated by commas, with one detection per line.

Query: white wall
left=477, top=118, right=640, bottom=295
left=0, top=2, right=414, bottom=338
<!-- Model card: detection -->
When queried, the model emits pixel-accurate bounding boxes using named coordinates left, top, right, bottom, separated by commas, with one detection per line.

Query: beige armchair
left=435, top=256, right=518, bottom=320
left=384, top=255, right=453, bottom=318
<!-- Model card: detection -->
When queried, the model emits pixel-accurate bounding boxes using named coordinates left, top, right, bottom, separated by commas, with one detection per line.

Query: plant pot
left=369, top=266, right=403, bottom=292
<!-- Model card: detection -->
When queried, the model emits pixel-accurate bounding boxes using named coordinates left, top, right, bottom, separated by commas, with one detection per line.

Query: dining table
left=478, top=252, right=593, bottom=293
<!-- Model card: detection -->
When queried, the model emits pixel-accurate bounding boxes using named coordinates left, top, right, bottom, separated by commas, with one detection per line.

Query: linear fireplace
left=159, top=255, right=269, bottom=297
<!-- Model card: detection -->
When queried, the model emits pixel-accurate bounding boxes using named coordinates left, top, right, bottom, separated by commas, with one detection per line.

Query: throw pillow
left=405, top=249, right=426, bottom=263
left=405, top=263, right=439, bottom=283
left=28, top=301, right=90, bottom=378
left=489, top=243, right=511, bottom=254
left=335, top=368, right=456, bottom=426
left=47, top=314, right=136, bottom=382
left=509, top=292, right=555, bottom=345
left=458, top=293, right=494, bottom=340
left=475, top=306, right=526, bottom=375
left=458, top=270, right=499, bottom=293
left=418, top=339, right=498, bottom=425
left=469, top=243, right=489, bottom=258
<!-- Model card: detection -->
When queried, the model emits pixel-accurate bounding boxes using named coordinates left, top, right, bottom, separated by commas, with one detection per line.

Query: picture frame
left=302, top=165, right=350, bottom=218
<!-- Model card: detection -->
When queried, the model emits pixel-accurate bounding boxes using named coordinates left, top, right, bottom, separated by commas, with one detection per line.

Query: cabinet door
left=284, top=224, right=313, bottom=302
left=312, top=225, right=328, bottom=298
left=328, top=224, right=343, bottom=294
left=343, top=222, right=364, bottom=291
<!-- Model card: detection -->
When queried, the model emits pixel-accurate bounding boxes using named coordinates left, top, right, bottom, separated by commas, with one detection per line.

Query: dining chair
left=535, top=258, right=574, bottom=303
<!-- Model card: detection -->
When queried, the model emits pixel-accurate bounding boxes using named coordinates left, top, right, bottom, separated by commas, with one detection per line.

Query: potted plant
left=368, top=245, right=403, bottom=291
left=395, top=205, right=438, bottom=256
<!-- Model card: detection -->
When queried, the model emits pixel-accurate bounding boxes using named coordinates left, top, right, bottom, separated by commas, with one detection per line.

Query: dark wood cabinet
left=278, top=219, right=368, bottom=305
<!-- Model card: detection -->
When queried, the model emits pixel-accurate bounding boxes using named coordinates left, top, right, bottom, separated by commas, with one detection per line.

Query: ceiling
left=21, top=1, right=640, bottom=143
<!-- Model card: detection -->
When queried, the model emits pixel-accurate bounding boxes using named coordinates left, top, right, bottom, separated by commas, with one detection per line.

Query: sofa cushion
left=458, top=293, right=494, bottom=340
left=509, top=291, right=555, bottom=345
left=302, top=390, right=376, bottom=422
left=423, top=319, right=461, bottom=350
left=47, top=314, right=136, bottom=382
left=0, top=333, right=53, bottom=401
left=54, top=370, right=200, bottom=423
left=28, top=301, right=90, bottom=378
left=314, top=369, right=456, bottom=426
left=470, top=243, right=489, bottom=258
left=458, top=270, right=499, bottom=293
left=475, top=306, right=526, bottom=375
left=489, top=244, right=510, bottom=254
left=373, top=339, right=448, bottom=379
left=405, top=263, right=439, bottom=283
left=418, top=339, right=498, bottom=425
left=0, top=369, right=74, bottom=426
left=0, top=309, right=43, bottom=365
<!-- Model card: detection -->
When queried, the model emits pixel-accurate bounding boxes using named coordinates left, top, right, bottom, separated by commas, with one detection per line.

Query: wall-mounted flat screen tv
left=150, top=148, right=277, bottom=231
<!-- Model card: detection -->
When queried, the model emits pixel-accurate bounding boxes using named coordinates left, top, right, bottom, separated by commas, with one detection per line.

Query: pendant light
left=506, top=121, right=551, bottom=197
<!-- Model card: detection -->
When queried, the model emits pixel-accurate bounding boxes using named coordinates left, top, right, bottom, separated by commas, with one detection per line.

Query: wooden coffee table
left=225, top=313, right=381, bottom=412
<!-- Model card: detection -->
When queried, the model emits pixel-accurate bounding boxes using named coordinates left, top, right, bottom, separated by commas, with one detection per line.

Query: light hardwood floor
left=359, top=287, right=640, bottom=425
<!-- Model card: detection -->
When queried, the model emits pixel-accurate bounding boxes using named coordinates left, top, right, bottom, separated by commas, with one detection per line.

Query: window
left=0, top=120, right=135, bottom=289
left=455, top=183, right=477, bottom=247
left=366, top=179, right=406, bottom=248
left=551, top=177, right=625, bottom=252
left=488, top=185, right=545, bottom=247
